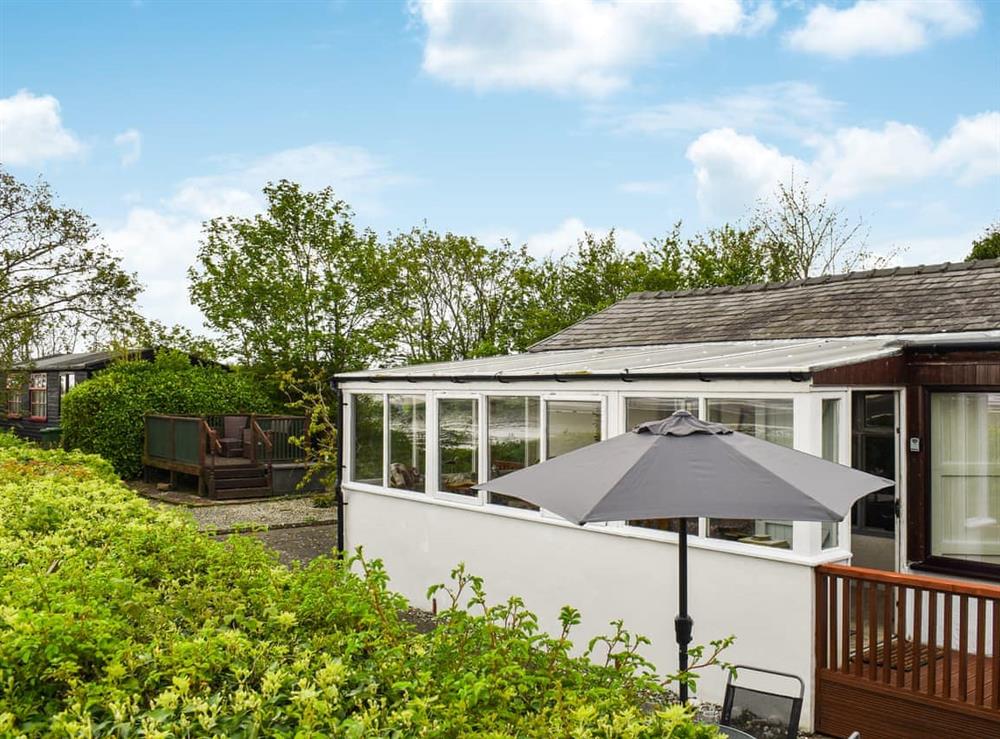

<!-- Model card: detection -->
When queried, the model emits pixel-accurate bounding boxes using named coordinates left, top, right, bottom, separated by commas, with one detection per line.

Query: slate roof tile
left=529, top=259, right=1000, bottom=352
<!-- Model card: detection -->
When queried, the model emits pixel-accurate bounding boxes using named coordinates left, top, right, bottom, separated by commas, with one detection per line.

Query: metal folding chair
left=720, top=665, right=804, bottom=739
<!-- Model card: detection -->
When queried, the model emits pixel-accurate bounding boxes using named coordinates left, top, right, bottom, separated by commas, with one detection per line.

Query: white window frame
left=483, top=392, right=544, bottom=515
left=433, top=392, right=485, bottom=506
left=385, top=391, right=429, bottom=496
left=541, top=392, right=607, bottom=523
left=342, top=383, right=862, bottom=566
left=28, top=373, right=47, bottom=420
left=345, top=391, right=389, bottom=490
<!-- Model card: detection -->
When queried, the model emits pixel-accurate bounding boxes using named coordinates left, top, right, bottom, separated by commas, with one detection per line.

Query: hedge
left=0, top=433, right=719, bottom=737
left=60, top=351, right=273, bottom=479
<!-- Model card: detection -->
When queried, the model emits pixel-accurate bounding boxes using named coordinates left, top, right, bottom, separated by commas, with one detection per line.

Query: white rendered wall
left=345, top=485, right=829, bottom=731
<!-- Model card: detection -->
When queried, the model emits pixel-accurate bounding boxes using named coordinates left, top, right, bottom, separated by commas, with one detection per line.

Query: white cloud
left=686, top=128, right=804, bottom=215
left=935, top=112, right=1000, bottom=185
left=170, top=143, right=406, bottom=218
left=875, top=229, right=978, bottom=266
left=786, top=0, right=979, bottom=59
left=103, top=142, right=406, bottom=331
left=812, top=121, right=938, bottom=199
left=0, top=90, right=84, bottom=165
left=614, top=82, right=841, bottom=139
left=411, top=0, right=776, bottom=96
left=686, top=112, right=1000, bottom=216
left=523, top=217, right=645, bottom=259
left=104, top=208, right=205, bottom=331
left=114, top=129, right=142, bottom=167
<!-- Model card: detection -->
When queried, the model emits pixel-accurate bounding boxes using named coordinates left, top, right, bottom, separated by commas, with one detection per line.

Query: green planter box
left=38, top=427, right=62, bottom=448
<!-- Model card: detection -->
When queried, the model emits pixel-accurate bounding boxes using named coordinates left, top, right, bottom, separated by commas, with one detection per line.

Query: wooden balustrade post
left=854, top=578, right=864, bottom=678
left=913, top=588, right=923, bottom=693
left=868, top=581, right=878, bottom=681
left=817, top=570, right=828, bottom=671
left=896, top=587, right=906, bottom=688
left=959, top=596, right=969, bottom=701
left=927, top=591, right=938, bottom=696
left=944, top=595, right=953, bottom=699
left=976, top=598, right=986, bottom=706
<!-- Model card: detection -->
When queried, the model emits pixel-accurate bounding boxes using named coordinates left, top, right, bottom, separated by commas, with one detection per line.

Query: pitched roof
left=529, top=259, right=1000, bottom=352
left=16, top=350, right=148, bottom=371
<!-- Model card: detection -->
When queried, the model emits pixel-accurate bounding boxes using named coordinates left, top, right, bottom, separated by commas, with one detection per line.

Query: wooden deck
left=143, top=413, right=311, bottom=499
left=816, top=564, right=1000, bottom=738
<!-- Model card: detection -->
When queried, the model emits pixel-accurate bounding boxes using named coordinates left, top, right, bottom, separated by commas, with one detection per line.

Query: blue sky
left=2, top=0, right=998, bottom=330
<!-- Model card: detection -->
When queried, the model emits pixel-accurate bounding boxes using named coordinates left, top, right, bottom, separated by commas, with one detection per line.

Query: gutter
left=331, top=370, right=811, bottom=384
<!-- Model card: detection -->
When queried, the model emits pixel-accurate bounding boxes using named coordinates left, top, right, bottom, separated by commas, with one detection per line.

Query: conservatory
left=335, top=259, right=1000, bottom=736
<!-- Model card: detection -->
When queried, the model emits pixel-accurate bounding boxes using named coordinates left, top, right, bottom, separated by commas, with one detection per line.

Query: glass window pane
left=30, top=391, right=46, bottom=419
left=546, top=400, right=601, bottom=459
left=862, top=393, right=895, bottom=429
left=706, top=399, right=794, bottom=548
left=389, top=395, right=426, bottom=493
left=439, top=398, right=479, bottom=497
left=930, top=393, right=1000, bottom=564
left=488, top=396, right=541, bottom=510
left=821, top=398, right=840, bottom=548
left=625, top=397, right=699, bottom=429
left=626, top=397, right=699, bottom=533
left=351, top=394, right=383, bottom=485
left=850, top=392, right=897, bottom=536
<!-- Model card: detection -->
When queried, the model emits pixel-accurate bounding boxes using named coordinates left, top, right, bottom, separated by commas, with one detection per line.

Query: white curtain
left=931, top=393, right=1000, bottom=561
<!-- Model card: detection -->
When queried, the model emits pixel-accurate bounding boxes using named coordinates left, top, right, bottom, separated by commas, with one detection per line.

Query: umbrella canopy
left=475, top=411, right=891, bottom=525
left=474, top=410, right=893, bottom=704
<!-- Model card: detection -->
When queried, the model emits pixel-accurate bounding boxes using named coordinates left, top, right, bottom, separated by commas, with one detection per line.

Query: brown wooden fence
left=815, top=563, right=1000, bottom=738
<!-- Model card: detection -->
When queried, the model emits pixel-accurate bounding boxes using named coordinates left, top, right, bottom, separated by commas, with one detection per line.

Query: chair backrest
left=223, top=416, right=247, bottom=440
left=721, top=665, right=804, bottom=739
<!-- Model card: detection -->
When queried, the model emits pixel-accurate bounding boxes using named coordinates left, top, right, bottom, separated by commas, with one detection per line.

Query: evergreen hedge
left=60, top=352, right=272, bottom=479
left=0, top=434, right=719, bottom=737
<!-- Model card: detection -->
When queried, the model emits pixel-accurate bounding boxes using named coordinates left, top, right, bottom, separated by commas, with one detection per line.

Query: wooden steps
left=210, top=464, right=270, bottom=499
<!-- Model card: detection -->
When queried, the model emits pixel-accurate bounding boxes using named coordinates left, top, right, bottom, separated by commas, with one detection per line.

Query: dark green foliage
left=388, top=226, right=536, bottom=364
left=60, top=351, right=272, bottom=478
left=188, top=180, right=398, bottom=380
left=0, top=436, right=721, bottom=737
left=968, top=222, right=1000, bottom=260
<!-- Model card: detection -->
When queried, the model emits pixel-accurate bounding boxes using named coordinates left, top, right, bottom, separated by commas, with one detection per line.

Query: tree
left=683, top=223, right=796, bottom=289
left=0, top=168, right=140, bottom=366
left=188, top=180, right=397, bottom=379
left=754, top=176, right=895, bottom=278
left=388, top=226, right=535, bottom=364
left=518, top=229, right=686, bottom=349
left=968, top=222, right=1000, bottom=260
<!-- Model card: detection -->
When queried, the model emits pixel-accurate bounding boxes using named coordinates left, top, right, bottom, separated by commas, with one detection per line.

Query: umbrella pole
left=675, top=517, right=693, bottom=705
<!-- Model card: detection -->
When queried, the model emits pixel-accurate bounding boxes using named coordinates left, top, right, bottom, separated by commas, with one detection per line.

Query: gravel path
left=219, top=524, right=339, bottom=566
left=152, top=496, right=337, bottom=533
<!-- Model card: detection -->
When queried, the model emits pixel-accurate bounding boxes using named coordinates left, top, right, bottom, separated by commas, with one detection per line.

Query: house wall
left=345, top=484, right=829, bottom=729
left=816, top=347, right=1000, bottom=582
left=339, top=377, right=864, bottom=731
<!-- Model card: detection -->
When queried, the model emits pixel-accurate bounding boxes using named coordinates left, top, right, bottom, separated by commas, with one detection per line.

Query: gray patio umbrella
left=474, top=410, right=892, bottom=702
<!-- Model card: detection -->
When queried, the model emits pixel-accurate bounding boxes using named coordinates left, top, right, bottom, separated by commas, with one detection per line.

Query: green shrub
left=0, top=438, right=721, bottom=737
left=60, top=351, right=272, bottom=479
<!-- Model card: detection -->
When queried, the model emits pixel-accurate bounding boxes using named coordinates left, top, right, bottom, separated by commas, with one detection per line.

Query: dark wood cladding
left=812, top=354, right=908, bottom=385
left=816, top=671, right=1000, bottom=739
left=817, top=346, right=1000, bottom=577
left=812, top=349, right=1000, bottom=387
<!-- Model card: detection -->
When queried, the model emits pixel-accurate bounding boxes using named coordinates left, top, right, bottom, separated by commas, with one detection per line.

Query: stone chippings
left=530, top=259, right=1000, bottom=352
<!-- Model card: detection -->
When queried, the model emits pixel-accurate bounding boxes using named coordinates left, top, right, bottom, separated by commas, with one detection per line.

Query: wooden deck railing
left=145, top=413, right=306, bottom=468
left=145, top=414, right=205, bottom=467
left=816, top=563, right=1000, bottom=710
